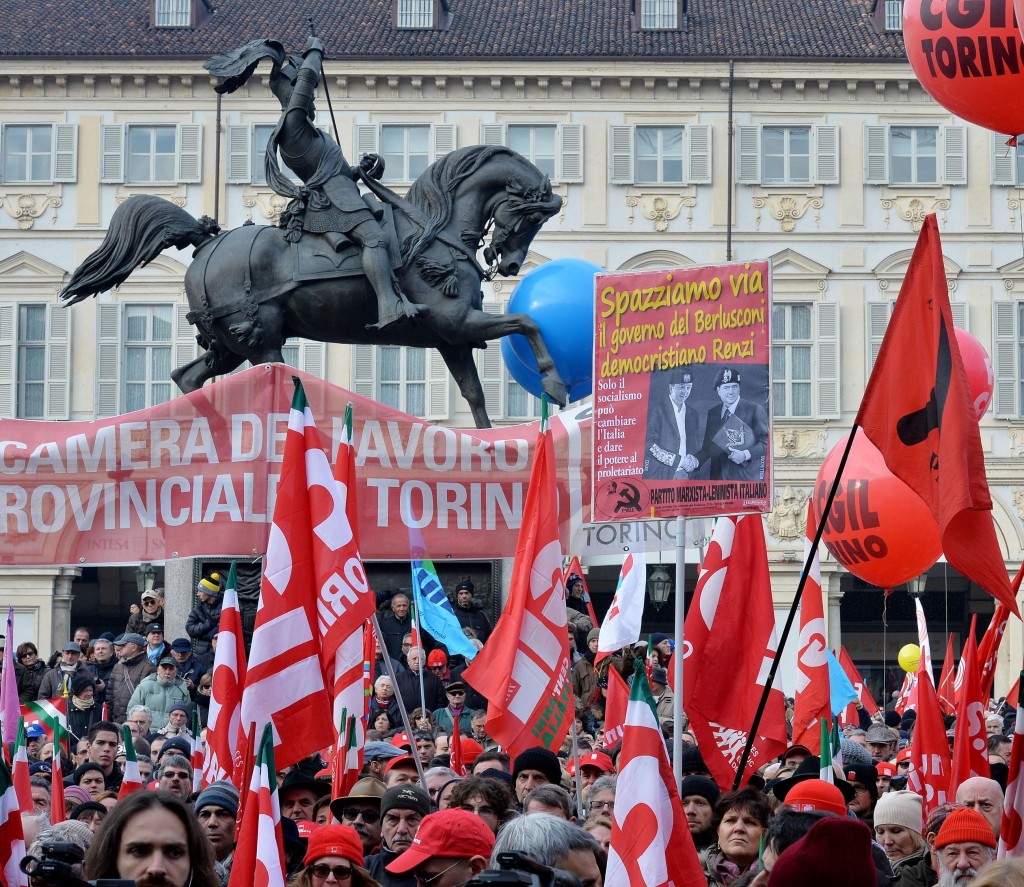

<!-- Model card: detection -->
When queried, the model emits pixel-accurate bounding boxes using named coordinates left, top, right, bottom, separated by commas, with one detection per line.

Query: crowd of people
left=5, top=572, right=1024, bottom=887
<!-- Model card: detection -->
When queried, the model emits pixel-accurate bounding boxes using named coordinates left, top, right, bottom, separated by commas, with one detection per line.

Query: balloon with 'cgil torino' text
left=904, top=0, right=1024, bottom=137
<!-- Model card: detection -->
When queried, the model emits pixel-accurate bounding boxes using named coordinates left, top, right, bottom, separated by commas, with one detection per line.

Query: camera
left=20, top=842, right=134, bottom=887
left=465, top=851, right=583, bottom=887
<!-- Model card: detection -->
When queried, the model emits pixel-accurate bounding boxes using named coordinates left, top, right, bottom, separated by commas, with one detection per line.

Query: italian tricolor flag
left=230, top=723, right=286, bottom=887
left=0, top=752, right=26, bottom=886
left=20, top=699, right=68, bottom=752
left=118, top=724, right=143, bottom=799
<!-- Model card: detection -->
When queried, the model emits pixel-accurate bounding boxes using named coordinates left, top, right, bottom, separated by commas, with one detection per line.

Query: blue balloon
left=502, top=258, right=601, bottom=403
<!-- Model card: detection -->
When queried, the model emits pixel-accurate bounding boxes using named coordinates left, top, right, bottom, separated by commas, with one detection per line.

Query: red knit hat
left=781, top=779, right=848, bottom=817
left=303, top=824, right=364, bottom=867
left=768, top=817, right=875, bottom=887
left=934, top=807, right=997, bottom=850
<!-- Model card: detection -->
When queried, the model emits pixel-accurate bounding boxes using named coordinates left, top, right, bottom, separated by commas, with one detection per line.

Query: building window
left=155, top=0, right=191, bottom=27
left=396, top=0, right=433, bottom=27
left=252, top=125, right=273, bottom=186
left=17, top=305, right=46, bottom=419
left=506, top=377, right=543, bottom=420
left=380, top=125, right=431, bottom=184
left=640, top=0, right=678, bottom=28
left=507, top=125, right=557, bottom=179
left=762, top=126, right=811, bottom=184
left=124, top=305, right=173, bottom=412
left=772, top=304, right=813, bottom=418
left=635, top=125, right=684, bottom=184
left=379, top=345, right=426, bottom=415
left=127, top=126, right=177, bottom=183
left=101, top=124, right=201, bottom=185
left=3, top=125, right=51, bottom=183
left=890, top=126, right=937, bottom=185
left=884, top=0, right=904, bottom=31
left=610, top=124, right=710, bottom=185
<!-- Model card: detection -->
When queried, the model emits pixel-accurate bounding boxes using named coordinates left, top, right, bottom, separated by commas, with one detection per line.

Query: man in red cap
left=933, top=807, right=997, bottom=885
left=385, top=808, right=494, bottom=887
left=573, top=750, right=614, bottom=796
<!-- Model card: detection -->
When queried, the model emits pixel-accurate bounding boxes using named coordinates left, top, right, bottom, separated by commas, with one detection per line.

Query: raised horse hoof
left=542, top=376, right=568, bottom=407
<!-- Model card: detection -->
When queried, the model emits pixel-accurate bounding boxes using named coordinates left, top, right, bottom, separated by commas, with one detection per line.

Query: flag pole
left=672, top=516, right=686, bottom=783
left=731, top=425, right=861, bottom=790
left=371, top=614, right=428, bottom=786
left=569, top=721, right=585, bottom=820
left=412, top=601, right=429, bottom=726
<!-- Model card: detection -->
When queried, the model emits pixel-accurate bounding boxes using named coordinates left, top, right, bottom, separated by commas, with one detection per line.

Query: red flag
left=894, top=671, right=916, bottom=716
left=1008, top=677, right=1021, bottom=710
left=117, top=724, right=143, bottom=800
left=683, top=515, right=788, bottom=788
left=450, top=723, right=466, bottom=777
left=463, top=411, right=572, bottom=759
left=190, top=707, right=204, bottom=793
left=793, top=504, right=831, bottom=748
left=937, top=633, right=958, bottom=717
left=49, top=721, right=65, bottom=823
left=230, top=723, right=286, bottom=887
left=564, top=556, right=599, bottom=627
left=0, top=753, right=26, bottom=887
left=203, top=561, right=247, bottom=788
left=855, top=214, right=1019, bottom=618
left=602, top=667, right=630, bottom=749
left=949, top=615, right=990, bottom=796
left=11, top=720, right=30, bottom=816
left=979, top=566, right=1022, bottom=698
left=240, top=381, right=370, bottom=771
left=908, top=653, right=951, bottom=818
left=1000, top=682, right=1024, bottom=858
left=606, top=664, right=705, bottom=886
left=838, top=647, right=878, bottom=727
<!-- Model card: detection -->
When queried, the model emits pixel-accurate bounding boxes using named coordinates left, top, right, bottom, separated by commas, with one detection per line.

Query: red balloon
left=954, top=328, right=994, bottom=420
left=904, top=0, right=1024, bottom=137
left=813, top=433, right=941, bottom=588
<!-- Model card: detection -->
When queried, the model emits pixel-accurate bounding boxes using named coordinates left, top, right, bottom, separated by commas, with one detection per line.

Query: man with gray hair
left=523, top=784, right=574, bottom=820
left=934, top=806, right=996, bottom=885
left=586, top=775, right=616, bottom=819
left=492, top=812, right=602, bottom=887
left=158, top=754, right=194, bottom=801
left=106, top=632, right=155, bottom=723
left=395, top=645, right=446, bottom=713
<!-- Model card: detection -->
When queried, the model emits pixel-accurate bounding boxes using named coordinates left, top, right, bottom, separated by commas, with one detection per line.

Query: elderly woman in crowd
left=701, top=787, right=772, bottom=886
left=292, top=824, right=381, bottom=887
left=873, top=790, right=929, bottom=886
left=368, top=676, right=400, bottom=726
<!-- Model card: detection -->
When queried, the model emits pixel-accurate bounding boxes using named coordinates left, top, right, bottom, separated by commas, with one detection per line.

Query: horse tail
left=60, top=195, right=221, bottom=305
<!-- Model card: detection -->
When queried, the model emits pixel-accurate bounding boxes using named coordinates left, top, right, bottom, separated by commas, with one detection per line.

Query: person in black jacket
left=451, top=581, right=492, bottom=644
left=394, top=647, right=446, bottom=714
left=186, top=574, right=224, bottom=661
left=379, top=593, right=414, bottom=661
left=67, top=673, right=103, bottom=743
left=14, top=642, right=48, bottom=703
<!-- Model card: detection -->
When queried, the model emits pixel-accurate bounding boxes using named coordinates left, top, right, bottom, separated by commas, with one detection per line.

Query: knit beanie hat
left=380, top=784, right=432, bottom=819
left=782, top=779, right=848, bottom=817
left=71, top=673, right=94, bottom=696
left=303, top=824, right=364, bottom=867
left=587, top=628, right=600, bottom=644
left=768, top=817, right=876, bottom=887
left=512, top=746, right=562, bottom=786
left=678, top=775, right=720, bottom=808
left=194, top=780, right=240, bottom=817
left=934, top=807, right=997, bottom=849
left=874, top=790, right=923, bottom=835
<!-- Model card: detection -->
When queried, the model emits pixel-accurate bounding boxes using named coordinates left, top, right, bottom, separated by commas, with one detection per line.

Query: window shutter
left=867, top=301, right=894, bottom=370
left=299, top=340, right=326, bottom=378
left=53, top=124, right=78, bottom=182
left=478, top=303, right=505, bottom=419
left=941, top=125, right=967, bottom=185
left=355, top=125, right=379, bottom=160
left=174, top=303, right=198, bottom=372
left=735, top=125, right=760, bottom=184
left=0, top=303, right=14, bottom=417
left=426, top=349, right=450, bottom=420
left=610, top=125, right=634, bottom=184
left=993, top=301, right=1018, bottom=417
left=432, top=124, right=456, bottom=161
left=815, top=302, right=840, bottom=419
left=100, top=124, right=125, bottom=183
left=226, top=125, right=252, bottom=184
left=558, top=123, right=584, bottom=183
left=992, top=131, right=1017, bottom=186
left=864, top=125, right=888, bottom=185
left=352, top=344, right=376, bottom=399
left=177, top=124, right=202, bottom=183
left=949, top=301, right=968, bottom=331
left=481, top=124, right=506, bottom=146
left=814, top=125, right=840, bottom=185
left=687, top=124, right=711, bottom=184
left=96, top=303, right=121, bottom=417
left=45, top=304, right=71, bottom=420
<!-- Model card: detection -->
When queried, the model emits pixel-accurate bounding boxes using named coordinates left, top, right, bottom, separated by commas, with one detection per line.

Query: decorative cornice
left=624, top=192, right=695, bottom=231
left=880, top=195, right=950, bottom=231
left=752, top=193, right=822, bottom=232
left=0, top=191, right=61, bottom=229
left=773, top=427, right=826, bottom=459
left=242, top=190, right=288, bottom=224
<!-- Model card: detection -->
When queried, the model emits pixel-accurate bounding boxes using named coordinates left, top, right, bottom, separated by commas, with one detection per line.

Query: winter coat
left=15, top=659, right=48, bottom=704
left=37, top=661, right=95, bottom=700
left=174, top=654, right=207, bottom=699
left=432, top=705, right=475, bottom=736
left=453, top=603, right=492, bottom=644
left=144, top=641, right=171, bottom=665
left=700, top=843, right=757, bottom=887
left=368, top=694, right=402, bottom=727
left=891, top=849, right=935, bottom=887
left=571, top=655, right=597, bottom=719
left=67, top=702, right=102, bottom=743
left=654, top=688, right=674, bottom=726
left=186, top=596, right=223, bottom=659
left=106, top=652, right=156, bottom=724
left=395, top=668, right=447, bottom=715
left=127, top=673, right=190, bottom=730
left=449, top=663, right=487, bottom=713
left=366, top=844, right=416, bottom=887
left=88, top=658, right=117, bottom=706
left=126, top=604, right=165, bottom=635
left=379, top=611, right=413, bottom=661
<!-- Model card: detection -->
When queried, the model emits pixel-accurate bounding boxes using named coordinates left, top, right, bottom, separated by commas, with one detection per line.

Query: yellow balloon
left=898, top=643, right=921, bottom=673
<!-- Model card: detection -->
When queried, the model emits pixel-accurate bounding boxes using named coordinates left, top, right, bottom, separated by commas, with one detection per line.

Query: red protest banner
left=591, top=263, right=773, bottom=521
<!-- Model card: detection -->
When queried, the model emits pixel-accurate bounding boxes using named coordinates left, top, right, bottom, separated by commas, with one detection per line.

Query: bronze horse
left=60, top=145, right=565, bottom=428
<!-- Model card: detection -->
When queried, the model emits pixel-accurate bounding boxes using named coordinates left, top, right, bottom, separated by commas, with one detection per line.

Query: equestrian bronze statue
left=60, top=38, right=565, bottom=428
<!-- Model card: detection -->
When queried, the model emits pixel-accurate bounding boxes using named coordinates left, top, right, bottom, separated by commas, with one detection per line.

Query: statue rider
left=264, top=37, right=426, bottom=331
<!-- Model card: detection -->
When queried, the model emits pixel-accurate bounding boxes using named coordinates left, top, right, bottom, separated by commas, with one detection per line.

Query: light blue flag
left=411, top=559, right=478, bottom=661
left=827, top=647, right=858, bottom=716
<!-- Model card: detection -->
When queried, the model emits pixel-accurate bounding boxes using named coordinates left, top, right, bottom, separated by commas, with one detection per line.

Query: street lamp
left=647, top=564, right=672, bottom=611
left=906, top=572, right=928, bottom=597
left=135, top=562, right=156, bottom=594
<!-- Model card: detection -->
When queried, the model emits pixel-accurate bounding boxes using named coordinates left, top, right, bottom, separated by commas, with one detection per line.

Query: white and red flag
left=1, top=607, right=17, bottom=745
left=203, top=560, right=247, bottom=788
left=1000, top=676, right=1024, bottom=859
left=949, top=616, right=990, bottom=796
left=915, top=597, right=934, bottom=685
left=894, top=672, right=916, bottom=716
left=11, top=720, right=31, bottom=814
left=0, top=753, right=26, bottom=887
left=908, top=652, right=951, bottom=818
left=606, top=663, right=705, bottom=887
left=596, top=552, right=648, bottom=664
left=978, top=566, right=1020, bottom=699
left=241, top=381, right=372, bottom=771
left=936, top=633, right=958, bottom=717
left=563, top=556, right=599, bottom=627
left=463, top=403, right=572, bottom=759
left=49, top=720, right=65, bottom=823
left=838, top=647, right=878, bottom=727
left=18, top=699, right=67, bottom=748
left=602, top=667, right=630, bottom=749
left=229, top=723, right=286, bottom=887
left=118, top=723, right=143, bottom=799
left=792, top=504, right=831, bottom=748
left=683, top=515, right=788, bottom=789
left=190, top=707, right=204, bottom=793
left=450, top=723, right=466, bottom=777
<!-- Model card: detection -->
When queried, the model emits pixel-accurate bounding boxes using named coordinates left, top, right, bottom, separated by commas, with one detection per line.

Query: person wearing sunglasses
left=385, top=808, right=494, bottom=887
left=330, top=777, right=387, bottom=856
left=294, top=823, right=382, bottom=887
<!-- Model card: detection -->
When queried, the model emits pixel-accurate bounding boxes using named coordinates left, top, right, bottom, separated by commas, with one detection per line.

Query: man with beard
left=85, top=721, right=123, bottom=791
left=933, top=807, right=997, bottom=886
left=107, top=632, right=155, bottom=723
left=195, top=780, right=240, bottom=869
left=680, top=775, right=721, bottom=852
left=365, top=784, right=431, bottom=887
left=451, top=581, right=492, bottom=643
left=330, top=776, right=386, bottom=856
